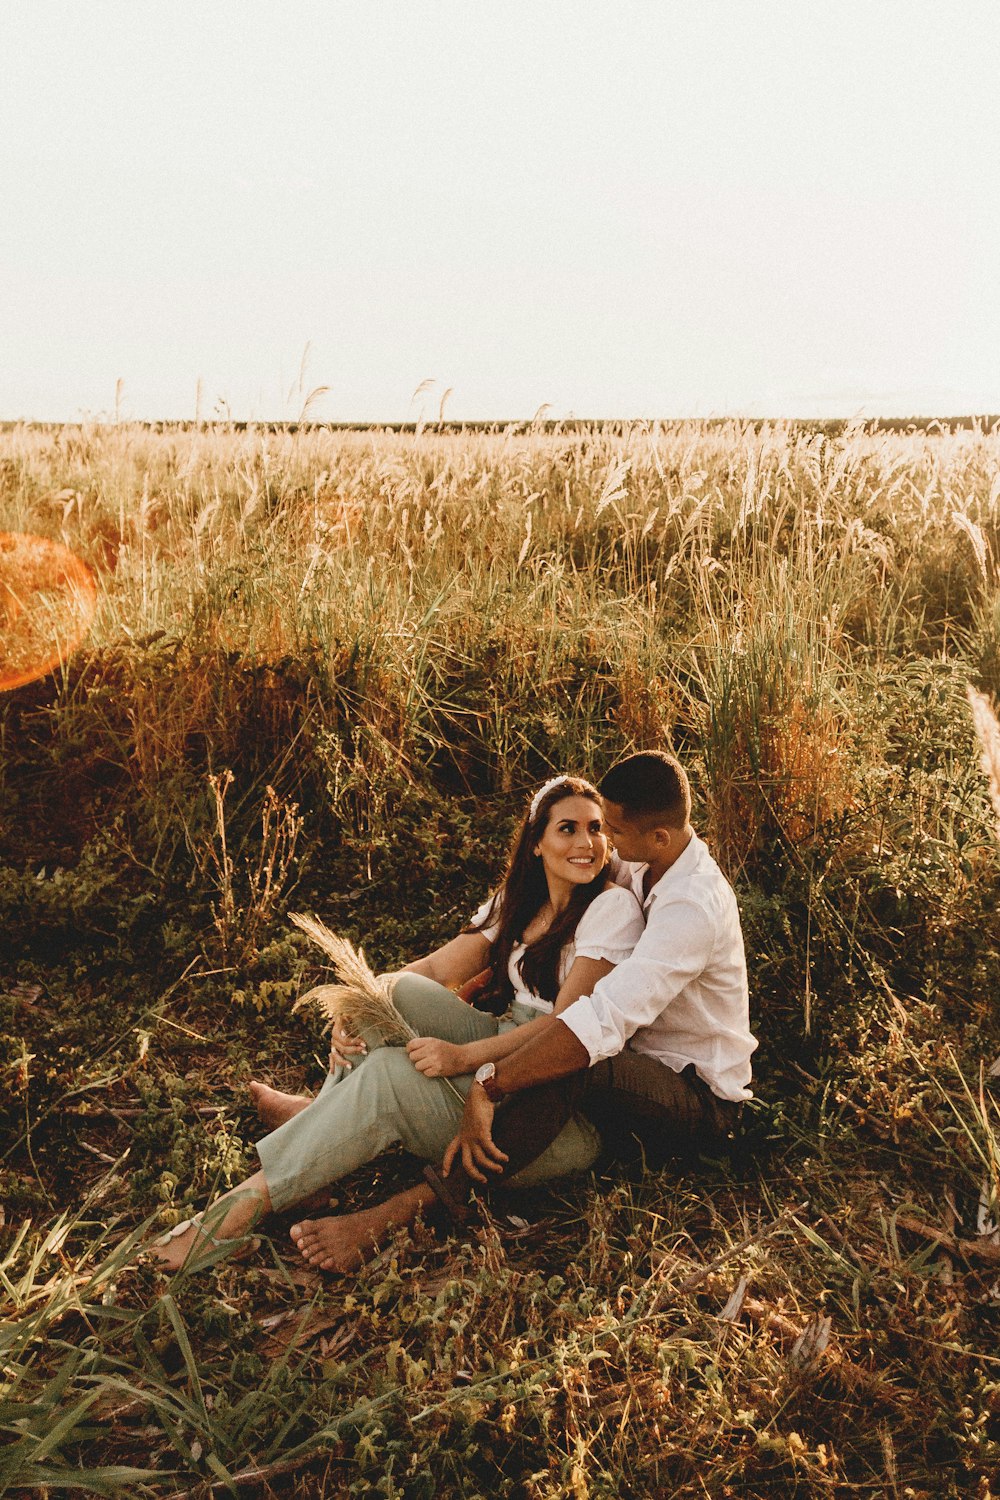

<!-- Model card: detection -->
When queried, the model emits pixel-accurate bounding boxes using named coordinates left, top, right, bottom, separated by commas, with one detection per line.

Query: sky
left=1, top=2, right=997, bottom=423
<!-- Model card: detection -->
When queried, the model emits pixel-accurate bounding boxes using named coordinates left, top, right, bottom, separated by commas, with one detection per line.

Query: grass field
left=2, top=418, right=1000, bottom=1496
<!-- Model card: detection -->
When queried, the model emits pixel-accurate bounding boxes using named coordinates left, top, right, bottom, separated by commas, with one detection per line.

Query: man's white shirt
left=558, top=833, right=758, bottom=1102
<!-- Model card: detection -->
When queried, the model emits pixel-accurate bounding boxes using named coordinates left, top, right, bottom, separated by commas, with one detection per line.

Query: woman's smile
left=533, top=795, right=608, bottom=892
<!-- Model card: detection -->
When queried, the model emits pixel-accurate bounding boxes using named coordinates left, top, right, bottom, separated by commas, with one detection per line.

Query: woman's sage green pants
left=256, top=972, right=601, bottom=1213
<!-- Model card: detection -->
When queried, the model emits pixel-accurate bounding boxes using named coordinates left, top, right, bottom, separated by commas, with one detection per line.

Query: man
left=441, top=750, right=757, bottom=1183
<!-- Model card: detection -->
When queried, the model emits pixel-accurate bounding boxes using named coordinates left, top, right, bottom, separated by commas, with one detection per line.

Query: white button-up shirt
left=558, top=833, right=757, bottom=1101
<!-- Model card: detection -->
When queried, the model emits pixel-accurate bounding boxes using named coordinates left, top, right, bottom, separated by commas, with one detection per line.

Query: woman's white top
left=469, top=884, right=645, bottom=1015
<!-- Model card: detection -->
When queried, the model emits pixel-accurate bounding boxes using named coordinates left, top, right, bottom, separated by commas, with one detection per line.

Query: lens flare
left=0, top=533, right=97, bottom=691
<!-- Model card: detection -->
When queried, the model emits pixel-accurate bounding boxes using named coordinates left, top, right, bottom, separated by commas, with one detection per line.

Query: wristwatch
left=474, top=1061, right=506, bottom=1104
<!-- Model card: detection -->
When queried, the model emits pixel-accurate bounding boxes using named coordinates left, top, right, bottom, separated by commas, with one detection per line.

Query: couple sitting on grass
left=151, top=751, right=757, bottom=1274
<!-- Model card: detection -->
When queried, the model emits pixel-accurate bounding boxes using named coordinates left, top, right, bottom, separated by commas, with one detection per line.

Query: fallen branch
left=163, top=1450, right=346, bottom=1499
left=895, top=1213, right=1000, bottom=1266
left=59, top=1104, right=229, bottom=1122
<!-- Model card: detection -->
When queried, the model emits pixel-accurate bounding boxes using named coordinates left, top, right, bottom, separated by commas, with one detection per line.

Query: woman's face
left=533, top=795, right=608, bottom=887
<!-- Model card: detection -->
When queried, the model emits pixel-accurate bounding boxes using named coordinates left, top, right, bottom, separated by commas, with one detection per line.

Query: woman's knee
left=355, top=1044, right=460, bottom=1154
left=386, top=972, right=499, bottom=1048
left=388, top=971, right=455, bottom=1017
left=352, top=974, right=453, bottom=1050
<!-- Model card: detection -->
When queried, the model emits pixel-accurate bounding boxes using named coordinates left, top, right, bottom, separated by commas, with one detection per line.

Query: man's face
left=601, top=800, right=662, bottom=865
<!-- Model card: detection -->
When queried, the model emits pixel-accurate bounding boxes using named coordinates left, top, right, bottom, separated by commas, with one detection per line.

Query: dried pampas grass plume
left=967, top=686, right=1000, bottom=846
left=289, top=912, right=414, bottom=1045
left=288, top=913, right=467, bottom=1105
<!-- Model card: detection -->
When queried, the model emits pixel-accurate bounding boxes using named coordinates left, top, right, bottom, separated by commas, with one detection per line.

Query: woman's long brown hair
left=468, top=776, right=611, bottom=1015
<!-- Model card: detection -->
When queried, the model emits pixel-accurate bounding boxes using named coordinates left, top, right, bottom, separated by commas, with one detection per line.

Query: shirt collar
left=642, top=831, right=703, bottom=908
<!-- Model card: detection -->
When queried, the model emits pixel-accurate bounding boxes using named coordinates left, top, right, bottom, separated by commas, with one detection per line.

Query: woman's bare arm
left=403, top=931, right=492, bottom=988
left=552, top=955, right=616, bottom=1014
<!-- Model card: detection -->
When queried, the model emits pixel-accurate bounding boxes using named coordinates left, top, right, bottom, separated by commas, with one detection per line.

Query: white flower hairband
left=529, top=776, right=575, bottom=822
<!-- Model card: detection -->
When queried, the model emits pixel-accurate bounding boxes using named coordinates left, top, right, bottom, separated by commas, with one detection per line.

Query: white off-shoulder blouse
left=469, top=883, right=645, bottom=1015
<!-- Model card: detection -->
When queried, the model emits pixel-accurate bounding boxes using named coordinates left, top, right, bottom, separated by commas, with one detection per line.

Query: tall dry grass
left=4, top=417, right=999, bottom=862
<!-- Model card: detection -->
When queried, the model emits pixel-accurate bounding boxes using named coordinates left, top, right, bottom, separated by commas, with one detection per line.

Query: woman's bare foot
left=150, top=1216, right=207, bottom=1272
left=290, top=1184, right=436, bottom=1273
left=148, top=1213, right=259, bottom=1273
left=249, top=1080, right=311, bottom=1128
left=145, top=1173, right=271, bottom=1273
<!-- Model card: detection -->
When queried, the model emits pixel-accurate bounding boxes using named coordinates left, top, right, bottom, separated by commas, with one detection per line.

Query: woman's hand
left=329, top=1019, right=367, bottom=1071
left=406, top=1036, right=467, bottom=1078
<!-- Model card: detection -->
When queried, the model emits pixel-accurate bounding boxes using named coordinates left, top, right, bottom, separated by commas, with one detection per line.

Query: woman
left=151, top=775, right=643, bottom=1273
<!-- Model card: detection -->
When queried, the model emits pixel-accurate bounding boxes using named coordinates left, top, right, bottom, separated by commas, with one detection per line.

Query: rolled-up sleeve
left=559, top=899, right=714, bottom=1064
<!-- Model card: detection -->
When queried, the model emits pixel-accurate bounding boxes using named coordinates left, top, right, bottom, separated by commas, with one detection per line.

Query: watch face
left=474, top=1062, right=503, bottom=1102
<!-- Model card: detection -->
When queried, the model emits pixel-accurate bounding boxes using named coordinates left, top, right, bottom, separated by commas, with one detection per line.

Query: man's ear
left=651, top=826, right=673, bottom=853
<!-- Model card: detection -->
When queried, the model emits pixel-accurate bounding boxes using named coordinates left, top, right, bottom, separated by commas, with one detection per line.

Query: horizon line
left=3, top=413, right=999, bottom=434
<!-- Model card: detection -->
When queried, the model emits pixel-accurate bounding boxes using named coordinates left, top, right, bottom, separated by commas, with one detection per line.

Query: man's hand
left=406, top=1036, right=466, bottom=1078
left=442, top=1084, right=509, bottom=1183
left=329, top=1019, right=366, bottom=1071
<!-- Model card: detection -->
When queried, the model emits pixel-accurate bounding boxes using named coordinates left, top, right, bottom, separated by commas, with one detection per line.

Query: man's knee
left=584, top=1057, right=727, bottom=1158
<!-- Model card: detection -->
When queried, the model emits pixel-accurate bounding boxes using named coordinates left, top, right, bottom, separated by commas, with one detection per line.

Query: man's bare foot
left=289, top=1210, right=386, bottom=1273
left=249, top=1080, right=311, bottom=1128
left=290, top=1184, right=436, bottom=1273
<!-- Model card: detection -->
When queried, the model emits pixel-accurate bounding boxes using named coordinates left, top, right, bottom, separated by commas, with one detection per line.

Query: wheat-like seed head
left=289, top=912, right=415, bottom=1045
left=953, top=511, right=990, bottom=583
left=967, top=686, right=1000, bottom=846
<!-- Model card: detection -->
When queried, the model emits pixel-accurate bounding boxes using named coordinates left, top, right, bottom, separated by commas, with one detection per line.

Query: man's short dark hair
left=599, top=751, right=691, bottom=830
